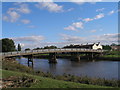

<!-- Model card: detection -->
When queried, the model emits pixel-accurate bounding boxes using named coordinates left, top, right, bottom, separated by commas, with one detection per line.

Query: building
left=74, top=42, right=103, bottom=50
left=111, top=46, right=120, bottom=51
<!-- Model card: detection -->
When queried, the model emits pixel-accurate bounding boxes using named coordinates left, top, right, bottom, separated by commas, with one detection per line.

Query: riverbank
left=2, top=70, right=113, bottom=88
left=2, top=57, right=120, bottom=88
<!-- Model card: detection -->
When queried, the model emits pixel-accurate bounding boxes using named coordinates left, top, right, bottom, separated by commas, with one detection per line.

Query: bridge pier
left=49, top=53, right=57, bottom=63
left=71, top=52, right=80, bottom=62
left=27, top=55, right=34, bottom=67
left=86, top=52, right=94, bottom=60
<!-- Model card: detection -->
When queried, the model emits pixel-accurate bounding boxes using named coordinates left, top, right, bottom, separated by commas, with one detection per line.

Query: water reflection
left=49, top=63, right=57, bottom=74
left=16, top=57, right=118, bottom=80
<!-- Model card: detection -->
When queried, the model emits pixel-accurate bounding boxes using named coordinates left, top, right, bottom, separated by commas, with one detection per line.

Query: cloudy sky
left=2, top=1, right=119, bottom=49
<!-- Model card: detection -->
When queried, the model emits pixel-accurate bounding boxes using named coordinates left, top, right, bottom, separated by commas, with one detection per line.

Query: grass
left=2, top=70, right=113, bottom=88
left=102, top=55, right=119, bottom=58
left=102, top=51, right=120, bottom=58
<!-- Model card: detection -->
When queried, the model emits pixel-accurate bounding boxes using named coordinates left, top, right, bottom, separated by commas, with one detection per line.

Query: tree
left=18, top=44, right=21, bottom=51
left=111, top=43, right=116, bottom=46
left=103, top=45, right=111, bottom=50
left=25, top=48, right=30, bottom=51
left=33, top=47, right=41, bottom=50
left=44, top=46, right=57, bottom=49
left=1, top=38, right=16, bottom=52
left=63, top=44, right=74, bottom=48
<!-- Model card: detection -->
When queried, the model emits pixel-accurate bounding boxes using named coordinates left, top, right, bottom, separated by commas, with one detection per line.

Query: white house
left=77, top=42, right=103, bottom=50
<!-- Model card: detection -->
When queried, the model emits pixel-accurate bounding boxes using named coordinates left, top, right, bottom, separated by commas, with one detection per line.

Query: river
left=16, top=57, right=119, bottom=80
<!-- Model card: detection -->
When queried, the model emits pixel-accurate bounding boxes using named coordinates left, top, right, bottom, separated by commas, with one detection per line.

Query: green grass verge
left=102, top=55, right=120, bottom=58
left=2, top=70, right=113, bottom=88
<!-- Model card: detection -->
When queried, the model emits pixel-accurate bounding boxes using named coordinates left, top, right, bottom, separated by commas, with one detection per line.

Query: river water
left=16, top=57, right=119, bottom=80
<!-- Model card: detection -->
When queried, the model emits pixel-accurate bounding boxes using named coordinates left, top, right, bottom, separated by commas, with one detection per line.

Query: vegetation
left=63, top=44, right=75, bottom=48
left=2, top=58, right=33, bottom=74
left=102, top=51, right=120, bottom=58
left=2, top=70, right=112, bottom=88
left=25, top=48, right=31, bottom=51
left=2, top=75, right=36, bottom=88
left=111, top=43, right=120, bottom=46
left=17, top=44, right=21, bottom=51
left=33, top=47, right=41, bottom=50
left=44, top=45, right=57, bottom=49
left=1, top=38, right=16, bottom=52
left=102, top=45, right=111, bottom=50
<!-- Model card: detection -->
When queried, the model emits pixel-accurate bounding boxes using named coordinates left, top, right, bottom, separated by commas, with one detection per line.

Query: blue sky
left=2, top=2, right=119, bottom=49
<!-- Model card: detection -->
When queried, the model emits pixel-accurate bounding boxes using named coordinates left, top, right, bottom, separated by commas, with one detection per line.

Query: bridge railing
left=1, top=48, right=104, bottom=57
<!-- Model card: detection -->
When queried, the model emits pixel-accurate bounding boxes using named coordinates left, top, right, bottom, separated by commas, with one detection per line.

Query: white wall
left=92, top=44, right=102, bottom=50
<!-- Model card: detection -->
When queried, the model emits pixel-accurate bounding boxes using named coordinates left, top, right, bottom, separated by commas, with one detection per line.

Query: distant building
left=111, top=46, right=120, bottom=51
left=74, top=42, right=103, bottom=50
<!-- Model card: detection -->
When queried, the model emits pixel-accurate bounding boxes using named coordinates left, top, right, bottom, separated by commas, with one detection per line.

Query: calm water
left=16, top=57, right=119, bottom=80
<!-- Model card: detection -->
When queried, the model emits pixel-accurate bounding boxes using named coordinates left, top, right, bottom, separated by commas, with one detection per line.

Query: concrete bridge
left=1, top=48, right=104, bottom=64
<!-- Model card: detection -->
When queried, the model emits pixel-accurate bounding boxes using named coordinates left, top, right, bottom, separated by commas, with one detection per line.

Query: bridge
left=1, top=48, right=104, bottom=64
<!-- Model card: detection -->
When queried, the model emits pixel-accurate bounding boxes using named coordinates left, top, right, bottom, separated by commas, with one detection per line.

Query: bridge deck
left=1, top=48, right=104, bottom=58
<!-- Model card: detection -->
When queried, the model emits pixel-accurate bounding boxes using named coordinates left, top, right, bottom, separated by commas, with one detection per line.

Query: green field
left=2, top=70, right=113, bottom=88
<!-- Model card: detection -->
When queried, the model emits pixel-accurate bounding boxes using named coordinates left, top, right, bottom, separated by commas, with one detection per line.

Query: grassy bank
left=2, top=70, right=113, bottom=88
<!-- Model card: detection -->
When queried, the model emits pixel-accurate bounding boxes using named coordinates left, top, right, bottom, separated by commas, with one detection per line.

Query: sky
left=2, top=1, right=119, bottom=49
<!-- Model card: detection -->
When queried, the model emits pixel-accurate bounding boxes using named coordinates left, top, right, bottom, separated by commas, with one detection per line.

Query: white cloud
left=64, top=26, right=77, bottom=31
left=83, top=18, right=93, bottom=22
left=108, top=10, right=115, bottom=15
left=82, top=11, right=115, bottom=23
left=72, top=22, right=83, bottom=29
left=3, top=8, right=20, bottom=22
left=71, top=0, right=103, bottom=5
left=12, top=33, right=119, bottom=49
left=94, top=13, right=104, bottom=19
left=12, top=35, right=45, bottom=42
left=67, top=8, right=74, bottom=12
left=60, top=33, right=119, bottom=45
left=3, top=15, right=9, bottom=22
left=96, top=8, right=105, bottom=12
left=21, top=19, right=31, bottom=24
left=16, top=3, right=31, bottom=14
left=35, top=2, right=63, bottom=12
left=61, top=34, right=85, bottom=42
left=64, top=22, right=84, bottom=31
left=82, top=13, right=104, bottom=23
left=91, top=33, right=119, bottom=44
left=3, top=3, right=31, bottom=23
